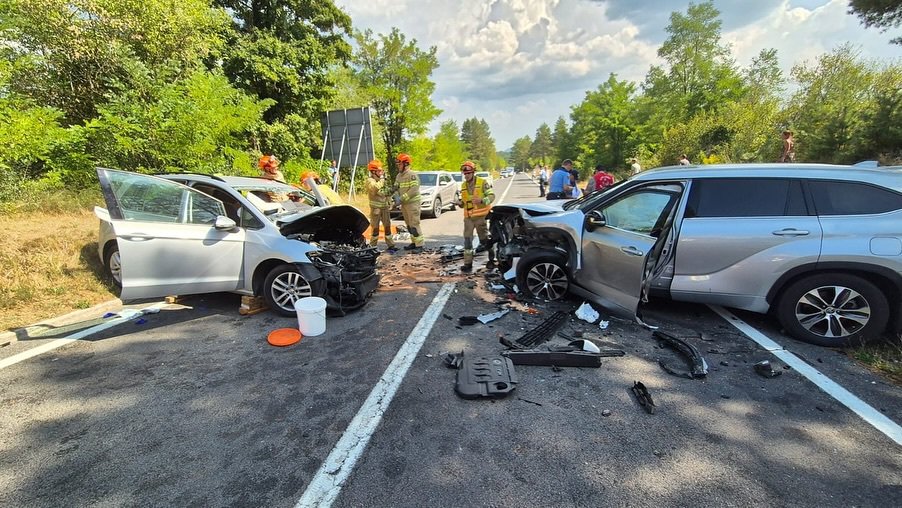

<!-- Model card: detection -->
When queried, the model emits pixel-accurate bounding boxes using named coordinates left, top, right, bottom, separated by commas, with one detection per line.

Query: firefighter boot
left=461, top=251, right=474, bottom=273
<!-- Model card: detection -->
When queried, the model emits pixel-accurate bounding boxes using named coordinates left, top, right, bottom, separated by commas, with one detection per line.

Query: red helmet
left=460, top=160, right=476, bottom=173
left=367, top=160, right=383, bottom=171
left=396, top=153, right=411, bottom=164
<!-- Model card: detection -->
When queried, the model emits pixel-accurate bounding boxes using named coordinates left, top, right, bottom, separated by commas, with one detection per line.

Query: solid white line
left=0, top=303, right=166, bottom=371
left=708, top=305, right=902, bottom=446
left=496, top=174, right=515, bottom=205
left=296, top=283, right=456, bottom=508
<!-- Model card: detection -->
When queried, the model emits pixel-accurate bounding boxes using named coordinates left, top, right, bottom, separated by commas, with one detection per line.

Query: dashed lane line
left=296, top=282, right=456, bottom=508
left=709, top=305, right=902, bottom=446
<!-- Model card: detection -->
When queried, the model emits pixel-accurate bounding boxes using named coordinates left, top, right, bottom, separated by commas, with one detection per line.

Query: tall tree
left=570, top=74, right=640, bottom=170
left=460, top=118, right=497, bottom=170
left=509, top=136, right=533, bottom=172
left=353, top=28, right=441, bottom=178
left=529, top=123, right=554, bottom=166
left=551, top=117, right=572, bottom=162
left=849, top=0, right=902, bottom=44
left=214, top=0, right=352, bottom=123
left=431, top=121, right=469, bottom=170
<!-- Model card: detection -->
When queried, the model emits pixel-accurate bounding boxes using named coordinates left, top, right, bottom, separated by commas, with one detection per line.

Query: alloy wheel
left=525, top=262, right=568, bottom=300
left=794, top=284, right=871, bottom=339
left=269, top=271, right=313, bottom=313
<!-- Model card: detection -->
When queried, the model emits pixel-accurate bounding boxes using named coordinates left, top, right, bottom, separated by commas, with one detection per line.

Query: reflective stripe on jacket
left=396, top=170, right=421, bottom=204
left=461, top=176, right=494, bottom=218
left=365, top=176, right=391, bottom=208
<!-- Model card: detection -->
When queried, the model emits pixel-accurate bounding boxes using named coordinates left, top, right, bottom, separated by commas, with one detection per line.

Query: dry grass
left=0, top=208, right=118, bottom=332
left=852, top=339, right=902, bottom=384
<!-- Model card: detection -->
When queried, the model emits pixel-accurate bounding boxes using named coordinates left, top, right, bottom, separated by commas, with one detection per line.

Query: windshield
left=417, top=173, right=438, bottom=186
left=563, top=179, right=629, bottom=211
left=476, top=172, right=489, bottom=178
left=451, top=174, right=462, bottom=182
left=236, top=183, right=317, bottom=219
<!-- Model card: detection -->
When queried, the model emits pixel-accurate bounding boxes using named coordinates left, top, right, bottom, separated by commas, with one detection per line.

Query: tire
left=263, top=264, right=315, bottom=317
left=104, top=243, right=122, bottom=288
left=776, top=273, right=889, bottom=347
left=429, top=198, right=442, bottom=219
left=516, top=252, right=569, bottom=301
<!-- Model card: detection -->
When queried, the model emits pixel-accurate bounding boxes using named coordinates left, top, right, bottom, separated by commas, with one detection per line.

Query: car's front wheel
left=431, top=198, right=442, bottom=218
left=516, top=252, right=569, bottom=301
left=776, top=273, right=889, bottom=347
left=263, top=264, right=315, bottom=317
left=104, top=243, right=122, bottom=288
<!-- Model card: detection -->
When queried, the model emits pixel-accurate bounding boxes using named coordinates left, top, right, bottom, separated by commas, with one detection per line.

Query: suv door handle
left=772, top=229, right=809, bottom=237
left=620, top=246, right=644, bottom=256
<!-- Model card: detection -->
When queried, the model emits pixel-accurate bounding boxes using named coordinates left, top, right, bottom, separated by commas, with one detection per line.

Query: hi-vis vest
left=396, top=170, right=421, bottom=204
left=461, top=176, right=494, bottom=218
left=365, top=176, right=390, bottom=208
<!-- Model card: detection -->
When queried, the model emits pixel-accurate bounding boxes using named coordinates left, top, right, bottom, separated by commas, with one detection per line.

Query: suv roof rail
left=852, top=160, right=879, bottom=168
left=152, top=172, right=227, bottom=182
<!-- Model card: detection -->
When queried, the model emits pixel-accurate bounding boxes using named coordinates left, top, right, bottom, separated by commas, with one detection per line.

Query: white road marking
left=296, top=283, right=456, bottom=508
left=708, top=305, right=902, bottom=446
left=496, top=173, right=516, bottom=204
left=0, top=303, right=166, bottom=370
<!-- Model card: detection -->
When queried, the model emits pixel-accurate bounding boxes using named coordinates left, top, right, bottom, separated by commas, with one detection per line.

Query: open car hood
left=278, top=205, right=369, bottom=242
left=492, top=201, right=566, bottom=217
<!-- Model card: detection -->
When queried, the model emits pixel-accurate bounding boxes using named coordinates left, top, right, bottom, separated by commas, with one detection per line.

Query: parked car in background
left=451, top=172, right=463, bottom=192
left=490, top=164, right=902, bottom=347
left=500, top=168, right=514, bottom=178
left=475, top=171, right=494, bottom=187
left=392, top=171, right=459, bottom=219
left=95, top=168, right=380, bottom=317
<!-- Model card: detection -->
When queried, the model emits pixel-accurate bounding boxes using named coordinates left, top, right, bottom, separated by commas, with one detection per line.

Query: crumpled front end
left=488, top=204, right=582, bottom=273
left=307, top=242, right=380, bottom=315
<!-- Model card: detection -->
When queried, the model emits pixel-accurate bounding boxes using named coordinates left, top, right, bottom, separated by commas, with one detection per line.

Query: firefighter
left=365, top=160, right=397, bottom=253
left=457, top=160, right=495, bottom=273
left=395, top=153, right=424, bottom=252
left=259, top=155, right=285, bottom=183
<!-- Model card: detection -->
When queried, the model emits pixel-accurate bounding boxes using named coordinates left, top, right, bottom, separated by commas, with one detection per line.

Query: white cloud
left=338, top=0, right=902, bottom=149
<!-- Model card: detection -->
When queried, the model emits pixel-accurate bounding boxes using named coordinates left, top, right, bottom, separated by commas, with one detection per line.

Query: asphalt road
left=1, top=173, right=900, bottom=507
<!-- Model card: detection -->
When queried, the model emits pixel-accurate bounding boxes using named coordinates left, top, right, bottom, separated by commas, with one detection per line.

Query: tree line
left=506, top=1, right=901, bottom=179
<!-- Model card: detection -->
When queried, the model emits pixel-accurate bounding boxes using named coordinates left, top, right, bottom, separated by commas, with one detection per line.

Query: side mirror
left=214, top=215, right=238, bottom=231
left=585, top=210, right=606, bottom=232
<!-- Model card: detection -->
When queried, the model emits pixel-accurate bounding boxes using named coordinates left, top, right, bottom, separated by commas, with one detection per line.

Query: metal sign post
left=320, top=107, right=376, bottom=201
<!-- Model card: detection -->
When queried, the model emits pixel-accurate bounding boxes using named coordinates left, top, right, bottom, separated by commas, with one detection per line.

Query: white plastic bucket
left=294, top=297, right=327, bottom=337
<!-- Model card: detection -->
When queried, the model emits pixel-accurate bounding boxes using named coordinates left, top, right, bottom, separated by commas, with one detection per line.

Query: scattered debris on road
left=754, top=360, right=783, bottom=378
left=454, top=354, right=518, bottom=399
left=632, top=381, right=656, bottom=414
left=653, top=330, right=709, bottom=379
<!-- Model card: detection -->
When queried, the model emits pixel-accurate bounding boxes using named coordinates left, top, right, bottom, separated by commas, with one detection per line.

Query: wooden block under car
left=239, top=295, right=268, bottom=316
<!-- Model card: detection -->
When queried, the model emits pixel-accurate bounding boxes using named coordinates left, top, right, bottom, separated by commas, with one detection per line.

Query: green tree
left=431, top=121, right=470, bottom=170
left=509, top=136, right=533, bottom=172
left=859, top=64, right=902, bottom=162
left=570, top=74, right=640, bottom=171
left=460, top=118, right=497, bottom=170
left=849, top=0, right=902, bottom=44
left=353, top=28, right=441, bottom=179
left=529, top=123, right=554, bottom=166
left=551, top=117, right=573, bottom=162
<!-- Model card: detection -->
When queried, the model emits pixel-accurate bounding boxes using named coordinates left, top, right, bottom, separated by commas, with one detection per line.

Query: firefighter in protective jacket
left=395, top=153, right=424, bottom=251
left=365, top=160, right=396, bottom=252
left=457, top=161, right=495, bottom=272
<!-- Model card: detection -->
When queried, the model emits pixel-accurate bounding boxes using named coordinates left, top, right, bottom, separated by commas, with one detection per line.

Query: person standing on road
left=779, top=130, right=795, bottom=162
left=259, top=155, right=285, bottom=183
left=547, top=159, right=574, bottom=200
left=457, top=161, right=495, bottom=273
left=630, top=158, right=642, bottom=175
left=365, top=160, right=397, bottom=253
left=328, top=159, right=339, bottom=191
left=538, top=165, right=548, bottom=197
left=395, top=153, right=424, bottom=252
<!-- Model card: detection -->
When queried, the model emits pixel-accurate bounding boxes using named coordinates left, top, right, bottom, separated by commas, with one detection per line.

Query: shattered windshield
left=236, top=183, right=317, bottom=219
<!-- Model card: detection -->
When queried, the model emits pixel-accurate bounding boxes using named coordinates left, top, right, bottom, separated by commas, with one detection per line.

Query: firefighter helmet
left=460, top=160, right=476, bottom=173
left=367, top=160, right=383, bottom=171
left=396, top=153, right=411, bottom=164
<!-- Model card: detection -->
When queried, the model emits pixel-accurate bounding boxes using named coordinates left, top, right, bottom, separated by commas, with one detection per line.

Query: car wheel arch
left=252, top=259, right=323, bottom=297
left=767, top=262, right=902, bottom=314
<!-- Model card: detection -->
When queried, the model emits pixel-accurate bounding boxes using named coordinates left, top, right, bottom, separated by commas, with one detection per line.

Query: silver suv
left=391, top=171, right=459, bottom=219
left=490, top=164, right=902, bottom=347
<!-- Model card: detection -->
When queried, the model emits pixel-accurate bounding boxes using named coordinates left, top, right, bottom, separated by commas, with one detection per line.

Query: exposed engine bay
left=280, top=205, right=380, bottom=314
left=489, top=205, right=574, bottom=272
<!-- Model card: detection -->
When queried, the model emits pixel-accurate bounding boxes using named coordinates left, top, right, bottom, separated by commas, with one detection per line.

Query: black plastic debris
left=754, top=360, right=782, bottom=378
left=443, top=351, right=465, bottom=369
left=502, top=350, right=603, bottom=368
left=632, top=381, right=656, bottom=414
left=455, top=355, right=518, bottom=399
left=653, top=330, right=708, bottom=379
left=458, top=316, right=479, bottom=326
left=513, top=311, right=569, bottom=348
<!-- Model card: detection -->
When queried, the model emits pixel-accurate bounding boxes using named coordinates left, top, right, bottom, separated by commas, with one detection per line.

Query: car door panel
left=97, top=168, right=245, bottom=300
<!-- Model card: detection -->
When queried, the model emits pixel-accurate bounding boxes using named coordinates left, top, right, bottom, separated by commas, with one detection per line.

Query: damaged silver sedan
left=95, top=168, right=379, bottom=316
left=490, top=164, right=902, bottom=347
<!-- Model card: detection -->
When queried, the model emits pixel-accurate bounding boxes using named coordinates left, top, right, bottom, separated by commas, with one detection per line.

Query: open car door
left=577, top=183, right=684, bottom=320
left=96, top=168, right=245, bottom=300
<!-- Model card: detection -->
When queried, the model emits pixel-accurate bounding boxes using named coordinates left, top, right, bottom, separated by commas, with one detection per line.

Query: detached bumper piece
left=652, top=330, right=708, bottom=379
left=632, top=381, right=656, bottom=414
left=513, top=311, right=569, bottom=348
left=455, top=355, right=518, bottom=399
left=502, top=350, right=603, bottom=368
left=313, top=246, right=380, bottom=315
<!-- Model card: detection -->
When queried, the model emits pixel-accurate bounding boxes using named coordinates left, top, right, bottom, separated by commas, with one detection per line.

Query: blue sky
left=336, top=0, right=902, bottom=149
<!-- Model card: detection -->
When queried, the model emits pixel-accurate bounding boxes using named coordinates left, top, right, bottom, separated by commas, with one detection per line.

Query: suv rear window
left=685, top=178, right=808, bottom=218
left=809, top=180, right=902, bottom=216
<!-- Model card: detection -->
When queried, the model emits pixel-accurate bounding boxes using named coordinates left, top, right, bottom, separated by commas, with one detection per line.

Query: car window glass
left=108, top=171, right=191, bottom=223
left=193, top=183, right=243, bottom=224
left=187, top=192, right=225, bottom=224
left=418, top=174, right=437, bottom=186
left=602, top=189, right=677, bottom=235
left=809, top=180, right=902, bottom=215
left=685, top=179, right=793, bottom=218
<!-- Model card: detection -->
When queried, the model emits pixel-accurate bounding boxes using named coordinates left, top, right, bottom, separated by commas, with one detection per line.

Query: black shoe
left=486, top=259, right=496, bottom=268
left=403, top=243, right=418, bottom=251
left=460, top=264, right=473, bottom=273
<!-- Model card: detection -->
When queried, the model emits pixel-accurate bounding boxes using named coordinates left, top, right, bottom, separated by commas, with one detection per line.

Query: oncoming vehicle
left=95, top=168, right=380, bottom=316
left=490, top=164, right=902, bottom=347
left=392, top=171, right=458, bottom=219
left=500, top=168, right=514, bottom=178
